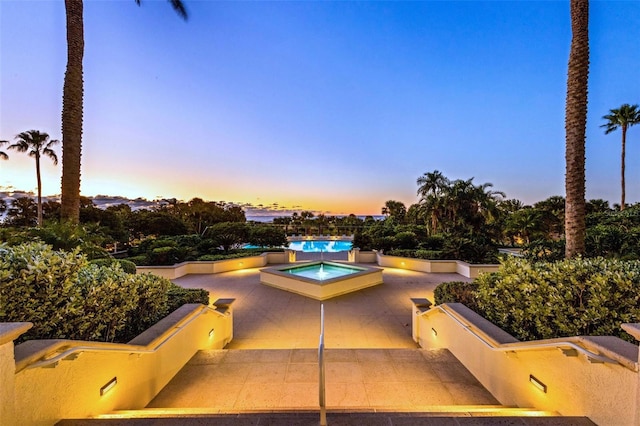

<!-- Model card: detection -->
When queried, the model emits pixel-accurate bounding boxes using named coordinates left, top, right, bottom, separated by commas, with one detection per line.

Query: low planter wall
left=413, top=301, right=640, bottom=426
left=135, top=251, right=498, bottom=280
left=377, top=253, right=499, bottom=278
left=5, top=303, right=234, bottom=425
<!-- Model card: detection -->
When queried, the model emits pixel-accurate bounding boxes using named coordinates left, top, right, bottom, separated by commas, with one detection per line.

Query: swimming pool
left=260, top=261, right=383, bottom=300
left=244, top=240, right=353, bottom=252
left=284, top=262, right=362, bottom=280
left=288, top=240, right=352, bottom=252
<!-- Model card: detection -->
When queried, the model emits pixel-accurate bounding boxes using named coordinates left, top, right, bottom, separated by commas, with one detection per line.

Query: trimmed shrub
left=167, top=283, right=209, bottom=312
left=434, top=281, right=479, bottom=311
left=0, top=242, right=86, bottom=340
left=0, top=242, right=201, bottom=343
left=89, top=258, right=137, bottom=274
left=475, top=257, right=640, bottom=342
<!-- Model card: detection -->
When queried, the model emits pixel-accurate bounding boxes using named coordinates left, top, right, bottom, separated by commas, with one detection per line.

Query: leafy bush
left=521, top=239, right=565, bottom=262
left=117, top=259, right=138, bottom=274
left=474, top=257, right=640, bottom=342
left=89, top=258, right=137, bottom=274
left=0, top=242, right=86, bottom=340
left=127, top=255, right=149, bottom=266
left=434, top=281, right=479, bottom=311
left=0, top=242, right=206, bottom=343
left=167, top=283, right=209, bottom=312
left=248, top=225, right=287, bottom=248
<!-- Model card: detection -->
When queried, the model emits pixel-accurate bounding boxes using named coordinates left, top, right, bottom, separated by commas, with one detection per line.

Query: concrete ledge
left=437, top=303, right=519, bottom=346
left=0, top=323, right=32, bottom=346
left=376, top=253, right=499, bottom=278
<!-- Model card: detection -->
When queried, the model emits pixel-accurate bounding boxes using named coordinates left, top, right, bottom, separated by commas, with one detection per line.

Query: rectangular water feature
left=260, top=261, right=383, bottom=300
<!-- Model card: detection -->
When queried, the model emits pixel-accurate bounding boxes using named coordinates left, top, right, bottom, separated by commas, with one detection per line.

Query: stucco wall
left=376, top=253, right=499, bottom=278
left=136, top=252, right=290, bottom=279
left=12, top=306, right=232, bottom=426
left=416, top=305, right=639, bottom=426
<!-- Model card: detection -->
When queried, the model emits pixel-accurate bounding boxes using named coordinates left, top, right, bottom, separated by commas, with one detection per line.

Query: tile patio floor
left=148, top=265, right=504, bottom=411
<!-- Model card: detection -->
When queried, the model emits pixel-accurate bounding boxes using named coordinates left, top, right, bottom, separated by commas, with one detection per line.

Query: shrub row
left=434, top=257, right=640, bottom=342
left=0, top=242, right=208, bottom=343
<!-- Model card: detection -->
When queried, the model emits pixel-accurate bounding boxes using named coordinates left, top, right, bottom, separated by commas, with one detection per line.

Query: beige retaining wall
left=413, top=301, right=640, bottom=426
left=136, top=251, right=498, bottom=279
left=376, top=252, right=500, bottom=278
left=3, top=303, right=234, bottom=426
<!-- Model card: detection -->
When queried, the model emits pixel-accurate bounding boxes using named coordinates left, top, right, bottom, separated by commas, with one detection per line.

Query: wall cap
left=0, top=322, right=32, bottom=346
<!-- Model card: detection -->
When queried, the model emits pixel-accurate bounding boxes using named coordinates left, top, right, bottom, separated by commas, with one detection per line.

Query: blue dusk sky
left=1, top=1, right=639, bottom=216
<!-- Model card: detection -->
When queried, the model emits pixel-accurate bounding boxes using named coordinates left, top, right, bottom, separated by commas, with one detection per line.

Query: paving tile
left=325, top=361, right=363, bottom=384
left=444, top=383, right=500, bottom=405
left=187, top=349, right=227, bottom=365
left=403, top=381, right=457, bottom=406
left=291, top=348, right=318, bottom=363
left=223, top=349, right=262, bottom=363
left=325, top=382, right=369, bottom=407
left=364, top=382, right=412, bottom=407
left=257, top=349, right=292, bottom=363
left=277, top=382, right=320, bottom=408
left=359, top=361, right=399, bottom=383
left=455, top=418, right=526, bottom=425
left=392, top=361, right=439, bottom=382
left=386, top=348, right=425, bottom=362
left=324, top=349, right=357, bottom=362
left=431, top=362, right=480, bottom=384
left=355, top=349, right=392, bottom=362
left=285, top=362, right=318, bottom=383
left=245, top=363, right=288, bottom=383
left=391, top=418, right=459, bottom=426
left=234, top=382, right=284, bottom=409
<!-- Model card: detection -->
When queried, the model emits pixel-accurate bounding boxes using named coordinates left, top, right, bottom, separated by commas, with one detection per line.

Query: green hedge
left=167, top=284, right=209, bottom=312
left=433, top=281, right=479, bottom=311
left=474, top=257, right=640, bottom=342
left=0, top=242, right=206, bottom=343
left=89, top=258, right=137, bottom=274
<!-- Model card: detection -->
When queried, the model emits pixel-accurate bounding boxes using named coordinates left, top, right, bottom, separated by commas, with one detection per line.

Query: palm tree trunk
left=36, top=154, right=43, bottom=227
left=621, top=125, right=626, bottom=211
left=564, top=0, right=589, bottom=258
left=60, top=0, right=84, bottom=224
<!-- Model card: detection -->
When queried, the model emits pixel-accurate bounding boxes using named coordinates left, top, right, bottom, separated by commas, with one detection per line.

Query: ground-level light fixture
left=529, top=374, right=547, bottom=393
left=100, top=377, right=117, bottom=396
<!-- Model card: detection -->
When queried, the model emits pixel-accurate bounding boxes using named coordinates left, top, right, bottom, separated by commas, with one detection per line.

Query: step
left=57, top=407, right=596, bottom=425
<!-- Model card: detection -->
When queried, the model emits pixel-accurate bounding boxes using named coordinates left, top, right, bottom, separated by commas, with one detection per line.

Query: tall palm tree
left=7, top=130, right=59, bottom=227
left=417, top=170, right=450, bottom=234
left=0, top=140, right=8, bottom=160
left=564, top=0, right=589, bottom=258
left=60, top=0, right=187, bottom=224
left=601, top=104, right=640, bottom=211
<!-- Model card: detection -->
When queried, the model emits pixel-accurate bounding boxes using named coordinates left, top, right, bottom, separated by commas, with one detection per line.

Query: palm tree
left=0, top=140, right=8, bottom=160
left=7, top=130, right=59, bottom=226
left=601, top=104, right=640, bottom=211
left=60, top=0, right=187, bottom=223
left=417, top=170, right=450, bottom=234
left=564, top=0, right=589, bottom=258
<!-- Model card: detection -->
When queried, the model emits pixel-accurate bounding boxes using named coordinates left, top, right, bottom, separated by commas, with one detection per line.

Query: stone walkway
left=148, top=348, right=498, bottom=410
left=172, top=265, right=464, bottom=349
left=147, top=266, right=501, bottom=411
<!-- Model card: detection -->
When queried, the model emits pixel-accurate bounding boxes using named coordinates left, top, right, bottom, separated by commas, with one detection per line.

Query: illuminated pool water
left=244, top=240, right=352, bottom=252
left=288, top=240, right=352, bottom=253
left=260, top=261, right=383, bottom=300
left=284, top=262, right=362, bottom=280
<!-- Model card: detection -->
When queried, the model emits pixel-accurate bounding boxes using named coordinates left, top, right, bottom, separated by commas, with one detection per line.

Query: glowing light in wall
left=209, top=328, right=215, bottom=338
left=529, top=374, right=547, bottom=393
left=100, top=377, right=117, bottom=396
left=431, top=327, right=438, bottom=337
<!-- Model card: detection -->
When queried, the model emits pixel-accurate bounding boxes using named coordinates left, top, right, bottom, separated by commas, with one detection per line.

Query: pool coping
left=259, top=261, right=383, bottom=300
